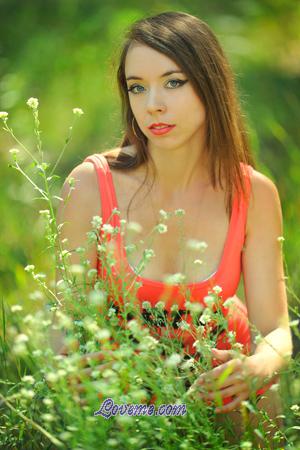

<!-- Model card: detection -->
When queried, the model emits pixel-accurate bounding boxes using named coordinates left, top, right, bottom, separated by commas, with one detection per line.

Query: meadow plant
left=0, top=101, right=298, bottom=449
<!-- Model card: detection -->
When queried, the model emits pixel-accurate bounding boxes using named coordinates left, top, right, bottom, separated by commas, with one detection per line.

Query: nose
left=146, top=89, right=167, bottom=114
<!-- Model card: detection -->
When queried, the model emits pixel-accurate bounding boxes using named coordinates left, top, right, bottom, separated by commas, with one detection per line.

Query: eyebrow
left=126, top=70, right=184, bottom=81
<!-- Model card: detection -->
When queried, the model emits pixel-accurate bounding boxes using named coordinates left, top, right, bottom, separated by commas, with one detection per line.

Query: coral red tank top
left=84, top=153, right=252, bottom=347
left=83, top=153, right=278, bottom=401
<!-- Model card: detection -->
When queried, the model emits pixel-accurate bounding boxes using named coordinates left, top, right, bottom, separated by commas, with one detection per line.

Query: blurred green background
left=0, top=1, right=299, bottom=351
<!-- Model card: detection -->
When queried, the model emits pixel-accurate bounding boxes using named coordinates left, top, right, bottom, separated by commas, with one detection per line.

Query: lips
left=149, top=125, right=176, bottom=136
left=148, top=122, right=174, bottom=129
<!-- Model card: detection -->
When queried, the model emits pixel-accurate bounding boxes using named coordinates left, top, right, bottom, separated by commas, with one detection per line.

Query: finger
left=197, top=358, right=243, bottom=386
left=200, top=382, right=249, bottom=400
left=215, top=391, right=249, bottom=414
left=201, top=370, right=246, bottom=391
left=211, top=348, right=235, bottom=361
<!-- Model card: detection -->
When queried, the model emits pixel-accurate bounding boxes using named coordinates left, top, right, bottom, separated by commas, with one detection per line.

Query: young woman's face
left=125, top=44, right=206, bottom=149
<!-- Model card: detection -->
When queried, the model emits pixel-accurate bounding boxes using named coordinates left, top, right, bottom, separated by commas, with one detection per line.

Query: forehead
left=125, top=44, right=181, bottom=75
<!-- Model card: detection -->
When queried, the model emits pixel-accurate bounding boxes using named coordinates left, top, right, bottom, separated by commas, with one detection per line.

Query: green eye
left=127, top=79, right=188, bottom=94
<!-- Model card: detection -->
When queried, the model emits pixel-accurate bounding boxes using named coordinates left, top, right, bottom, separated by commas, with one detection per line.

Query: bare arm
left=242, top=169, right=293, bottom=373
left=52, top=161, right=101, bottom=353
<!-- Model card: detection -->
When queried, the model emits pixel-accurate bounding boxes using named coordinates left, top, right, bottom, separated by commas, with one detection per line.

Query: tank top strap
left=83, top=153, right=119, bottom=227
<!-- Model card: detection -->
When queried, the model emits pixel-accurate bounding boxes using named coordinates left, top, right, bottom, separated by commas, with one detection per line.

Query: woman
left=56, top=11, right=292, bottom=446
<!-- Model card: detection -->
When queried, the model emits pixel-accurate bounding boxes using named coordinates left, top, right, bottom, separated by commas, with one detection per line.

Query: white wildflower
left=144, top=248, right=155, bottom=261
left=159, top=209, right=169, bottom=220
left=193, top=259, right=203, bottom=265
left=0, top=111, right=8, bottom=119
left=56, top=310, right=73, bottom=329
left=125, top=243, right=137, bottom=254
left=127, top=319, right=140, bottom=333
left=180, top=358, right=195, bottom=371
left=9, top=148, right=20, bottom=156
left=198, top=310, right=212, bottom=325
left=204, top=295, right=216, bottom=308
left=112, top=207, right=120, bottom=216
left=126, top=221, right=142, bottom=234
left=178, top=320, right=190, bottom=331
left=43, top=398, right=54, bottom=407
left=95, top=329, right=111, bottom=340
left=165, top=353, right=182, bottom=368
left=46, top=372, right=59, bottom=383
left=142, top=301, right=151, bottom=310
left=212, top=285, right=222, bottom=294
left=33, top=272, right=46, bottom=280
left=83, top=317, right=99, bottom=333
left=21, top=375, right=35, bottom=385
left=69, top=264, right=85, bottom=275
left=41, top=413, right=55, bottom=422
left=290, top=404, right=300, bottom=412
left=186, top=239, right=208, bottom=251
left=155, top=223, right=168, bottom=234
left=15, top=333, right=29, bottom=344
left=269, top=383, right=279, bottom=392
left=174, top=209, right=185, bottom=216
left=188, top=302, right=204, bottom=314
left=155, top=301, right=165, bottom=310
left=26, top=97, right=39, bottom=109
left=170, top=304, right=179, bottom=312
left=240, top=442, right=252, bottom=449
left=59, top=431, right=72, bottom=441
left=29, top=290, right=44, bottom=301
left=57, top=369, right=67, bottom=378
left=11, top=304, right=23, bottom=313
left=88, top=289, right=106, bottom=306
left=91, top=215, right=102, bottom=228
left=163, top=272, right=186, bottom=285
left=228, top=331, right=236, bottom=342
left=39, top=209, right=50, bottom=217
left=87, top=268, right=97, bottom=279
left=138, top=335, right=159, bottom=351
left=13, top=343, right=27, bottom=356
left=23, top=314, right=33, bottom=324
left=232, top=342, right=244, bottom=351
left=102, top=224, right=114, bottom=235
left=20, top=388, right=35, bottom=399
left=72, top=107, right=84, bottom=116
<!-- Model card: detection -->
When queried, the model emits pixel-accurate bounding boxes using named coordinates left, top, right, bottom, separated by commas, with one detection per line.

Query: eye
left=127, top=79, right=188, bottom=95
left=166, top=79, right=187, bottom=88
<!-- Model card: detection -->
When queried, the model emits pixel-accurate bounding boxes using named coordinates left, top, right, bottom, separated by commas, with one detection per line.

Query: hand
left=186, top=348, right=271, bottom=414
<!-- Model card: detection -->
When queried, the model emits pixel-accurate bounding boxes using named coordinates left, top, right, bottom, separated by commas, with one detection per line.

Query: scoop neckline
left=101, top=154, right=239, bottom=289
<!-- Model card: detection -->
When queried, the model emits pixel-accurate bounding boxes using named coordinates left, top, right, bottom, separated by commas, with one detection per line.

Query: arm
left=52, top=161, right=101, bottom=353
left=242, top=169, right=293, bottom=376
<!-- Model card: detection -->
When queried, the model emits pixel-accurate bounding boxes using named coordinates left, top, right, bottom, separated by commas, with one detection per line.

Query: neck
left=146, top=140, right=210, bottom=203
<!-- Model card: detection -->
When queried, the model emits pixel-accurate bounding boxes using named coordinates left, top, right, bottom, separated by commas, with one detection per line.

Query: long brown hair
left=105, top=10, right=256, bottom=219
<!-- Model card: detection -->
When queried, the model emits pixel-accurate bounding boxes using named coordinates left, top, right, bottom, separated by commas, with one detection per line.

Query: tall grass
left=0, top=102, right=299, bottom=449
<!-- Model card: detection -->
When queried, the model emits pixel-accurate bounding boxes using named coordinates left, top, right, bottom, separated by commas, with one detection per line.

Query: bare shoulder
left=246, top=168, right=282, bottom=236
left=251, top=169, right=279, bottom=202
left=58, top=160, right=101, bottom=221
